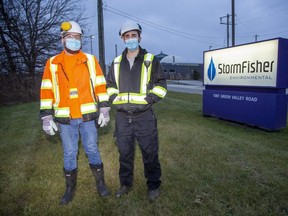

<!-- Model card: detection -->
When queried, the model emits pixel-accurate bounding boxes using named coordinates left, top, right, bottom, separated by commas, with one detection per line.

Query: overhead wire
left=103, top=2, right=287, bottom=48
left=104, top=4, right=224, bottom=47
left=235, top=0, right=288, bottom=39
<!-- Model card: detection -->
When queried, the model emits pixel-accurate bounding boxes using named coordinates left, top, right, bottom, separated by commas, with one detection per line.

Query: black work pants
left=114, top=108, right=161, bottom=190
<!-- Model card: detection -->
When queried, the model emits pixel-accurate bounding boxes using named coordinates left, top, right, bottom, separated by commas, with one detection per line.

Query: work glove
left=41, top=115, right=58, bottom=135
left=98, top=107, right=111, bottom=127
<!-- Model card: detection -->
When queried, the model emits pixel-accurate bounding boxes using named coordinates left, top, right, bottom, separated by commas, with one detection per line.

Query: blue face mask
left=125, top=38, right=139, bottom=51
left=65, top=38, right=81, bottom=51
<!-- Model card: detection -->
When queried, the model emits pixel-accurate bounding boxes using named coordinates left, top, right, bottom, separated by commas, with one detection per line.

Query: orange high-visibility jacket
left=40, top=50, right=109, bottom=124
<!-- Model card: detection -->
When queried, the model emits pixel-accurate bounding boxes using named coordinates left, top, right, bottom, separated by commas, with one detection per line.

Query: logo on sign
left=207, top=57, right=216, bottom=81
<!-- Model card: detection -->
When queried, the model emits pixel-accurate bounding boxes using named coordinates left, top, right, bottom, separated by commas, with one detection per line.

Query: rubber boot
left=60, top=168, right=77, bottom=205
left=90, top=164, right=111, bottom=197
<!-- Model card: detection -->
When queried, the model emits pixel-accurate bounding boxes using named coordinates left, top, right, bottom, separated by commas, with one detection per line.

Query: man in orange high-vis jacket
left=40, top=21, right=110, bottom=205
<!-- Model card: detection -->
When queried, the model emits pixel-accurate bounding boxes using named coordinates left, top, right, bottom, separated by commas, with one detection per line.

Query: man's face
left=62, top=33, right=82, bottom=53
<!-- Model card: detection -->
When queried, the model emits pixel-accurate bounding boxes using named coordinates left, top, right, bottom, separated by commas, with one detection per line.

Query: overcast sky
left=81, top=0, right=288, bottom=64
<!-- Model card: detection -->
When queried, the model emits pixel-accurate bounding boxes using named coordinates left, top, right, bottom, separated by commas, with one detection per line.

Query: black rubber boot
left=115, top=185, right=132, bottom=198
left=90, top=164, right=111, bottom=197
left=148, top=188, right=160, bottom=201
left=60, top=168, right=77, bottom=205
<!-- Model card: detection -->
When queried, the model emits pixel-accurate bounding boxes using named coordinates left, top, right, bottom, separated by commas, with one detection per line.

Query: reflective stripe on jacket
left=106, top=47, right=167, bottom=115
left=40, top=50, right=109, bottom=123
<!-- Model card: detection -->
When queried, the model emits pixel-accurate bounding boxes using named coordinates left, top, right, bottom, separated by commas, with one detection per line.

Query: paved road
left=167, top=80, right=288, bottom=95
left=167, top=80, right=204, bottom=94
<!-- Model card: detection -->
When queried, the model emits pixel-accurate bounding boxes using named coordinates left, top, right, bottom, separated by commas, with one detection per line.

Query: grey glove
left=41, top=115, right=58, bottom=135
left=98, top=107, right=111, bottom=127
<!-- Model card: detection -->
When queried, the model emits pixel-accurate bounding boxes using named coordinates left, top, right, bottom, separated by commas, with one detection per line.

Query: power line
left=106, top=5, right=217, bottom=39
left=237, top=3, right=288, bottom=24
left=237, top=30, right=288, bottom=38
left=104, top=4, right=224, bottom=46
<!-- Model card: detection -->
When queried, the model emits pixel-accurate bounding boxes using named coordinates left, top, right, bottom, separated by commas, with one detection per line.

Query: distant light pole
left=115, top=44, right=118, bottom=57
left=89, top=35, right=95, bottom=54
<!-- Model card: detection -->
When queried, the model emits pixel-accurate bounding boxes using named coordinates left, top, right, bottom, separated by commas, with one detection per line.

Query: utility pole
left=220, top=0, right=236, bottom=47
left=231, top=0, right=235, bottom=46
left=255, top=34, right=259, bottom=42
left=115, top=44, right=118, bottom=57
left=220, top=14, right=230, bottom=47
left=97, top=0, right=106, bottom=75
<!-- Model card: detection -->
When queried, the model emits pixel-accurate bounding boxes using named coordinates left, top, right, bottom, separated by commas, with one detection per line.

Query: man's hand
left=41, top=115, right=58, bottom=135
left=98, top=107, right=111, bottom=127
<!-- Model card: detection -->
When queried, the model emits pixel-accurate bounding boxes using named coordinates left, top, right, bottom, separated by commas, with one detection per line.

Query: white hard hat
left=119, top=20, right=142, bottom=37
left=61, top=21, right=83, bottom=36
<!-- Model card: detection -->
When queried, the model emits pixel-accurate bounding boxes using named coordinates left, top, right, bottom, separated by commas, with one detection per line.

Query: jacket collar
left=122, top=46, right=147, bottom=59
left=52, top=50, right=88, bottom=65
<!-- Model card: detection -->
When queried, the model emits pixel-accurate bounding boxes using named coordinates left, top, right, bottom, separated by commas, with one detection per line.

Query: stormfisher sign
left=202, top=38, right=288, bottom=130
left=204, top=39, right=278, bottom=87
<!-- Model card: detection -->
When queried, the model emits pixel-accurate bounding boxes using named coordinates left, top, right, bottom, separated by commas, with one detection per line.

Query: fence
left=0, top=74, right=42, bottom=105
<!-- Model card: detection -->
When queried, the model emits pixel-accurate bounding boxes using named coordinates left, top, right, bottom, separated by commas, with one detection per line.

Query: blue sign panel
left=203, top=38, right=288, bottom=130
left=203, top=89, right=287, bottom=130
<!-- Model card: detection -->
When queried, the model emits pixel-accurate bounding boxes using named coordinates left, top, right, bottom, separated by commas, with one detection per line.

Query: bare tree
left=0, top=0, right=86, bottom=75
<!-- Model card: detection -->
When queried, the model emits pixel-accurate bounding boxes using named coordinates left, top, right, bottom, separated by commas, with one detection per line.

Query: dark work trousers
left=114, top=108, right=161, bottom=190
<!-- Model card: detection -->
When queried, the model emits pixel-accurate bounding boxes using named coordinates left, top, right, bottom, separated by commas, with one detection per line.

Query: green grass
left=0, top=91, right=288, bottom=216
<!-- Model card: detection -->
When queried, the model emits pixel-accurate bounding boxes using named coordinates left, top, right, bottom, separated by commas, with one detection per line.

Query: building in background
left=155, top=52, right=203, bottom=80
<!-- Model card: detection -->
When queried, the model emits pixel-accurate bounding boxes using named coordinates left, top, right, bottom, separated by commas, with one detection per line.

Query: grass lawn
left=0, top=91, right=287, bottom=216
